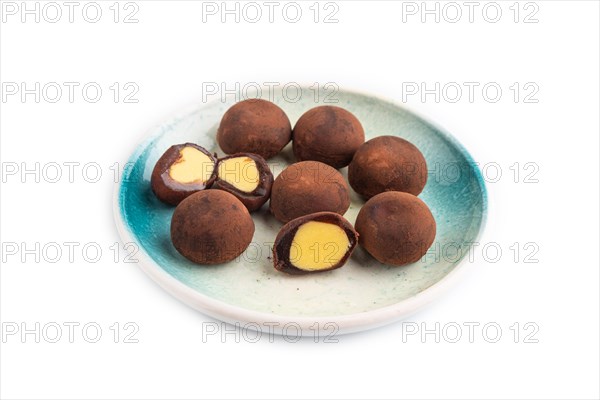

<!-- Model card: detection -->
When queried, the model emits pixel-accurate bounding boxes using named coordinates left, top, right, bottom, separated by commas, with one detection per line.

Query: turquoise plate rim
left=113, top=87, right=488, bottom=335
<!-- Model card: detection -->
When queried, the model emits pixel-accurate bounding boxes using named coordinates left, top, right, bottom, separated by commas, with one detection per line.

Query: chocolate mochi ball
left=212, top=153, right=274, bottom=212
left=151, top=143, right=218, bottom=206
left=348, top=136, right=428, bottom=199
left=217, top=99, right=292, bottom=159
left=355, top=191, right=436, bottom=266
left=273, top=212, right=358, bottom=275
left=292, top=106, right=365, bottom=169
left=269, top=161, right=350, bottom=223
left=170, top=190, right=255, bottom=264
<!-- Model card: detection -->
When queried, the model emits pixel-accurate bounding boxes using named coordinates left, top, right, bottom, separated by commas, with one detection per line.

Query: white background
left=1, top=1, right=599, bottom=399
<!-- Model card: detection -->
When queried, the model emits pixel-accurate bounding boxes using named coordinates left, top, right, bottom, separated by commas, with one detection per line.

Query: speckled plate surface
left=113, top=87, right=487, bottom=335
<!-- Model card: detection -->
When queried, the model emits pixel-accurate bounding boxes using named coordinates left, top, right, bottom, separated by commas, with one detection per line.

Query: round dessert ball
left=355, top=191, right=436, bottom=266
left=273, top=212, right=358, bottom=275
left=217, top=99, right=292, bottom=159
left=212, top=152, right=274, bottom=212
left=348, top=136, right=428, bottom=199
left=270, top=161, right=350, bottom=223
left=171, top=190, right=255, bottom=264
left=151, top=143, right=217, bottom=206
left=293, top=106, right=365, bottom=169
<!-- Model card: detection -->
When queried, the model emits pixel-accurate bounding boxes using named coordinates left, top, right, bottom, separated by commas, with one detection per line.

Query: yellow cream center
left=289, top=221, right=350, bottom=271
left=168, top=147, right=214, bottom=184
left=218, top=157, right=260, bottom=193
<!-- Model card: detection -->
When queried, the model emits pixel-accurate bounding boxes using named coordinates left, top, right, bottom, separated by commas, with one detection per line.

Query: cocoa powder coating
left=217, top=99, right=292, bottom=159
left=170, top=190, right=255, bottom=265
left=293, top=106, right=365, bottom=169
left=269, top=161, right=351, bottom=223
left=348, top=136, right=428, bottom=199
left=355, top=191, right=436, bottom=266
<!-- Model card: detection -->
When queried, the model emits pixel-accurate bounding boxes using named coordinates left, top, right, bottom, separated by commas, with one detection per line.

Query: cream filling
left=218, top=156, right=260, bottom=193
left=168, top=147, right=215, bottom=184
left=289, top=221, right=350, bottom=271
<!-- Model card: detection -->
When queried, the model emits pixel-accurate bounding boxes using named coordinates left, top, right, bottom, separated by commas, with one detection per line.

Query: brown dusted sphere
left=170, top=190, right=255, bottom=265
left=348, top=136, right=428, bottom=200
left=270, top=161, right=350, bottom=223
left=292, top=106, right=365, bottom=169
left=217, top=99, right=292, bottom=159
left=355, top=191, right=436, bottom=266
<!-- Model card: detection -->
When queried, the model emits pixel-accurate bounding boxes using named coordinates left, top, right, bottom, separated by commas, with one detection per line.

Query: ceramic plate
left=113, top=86, right=487, bottom=335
